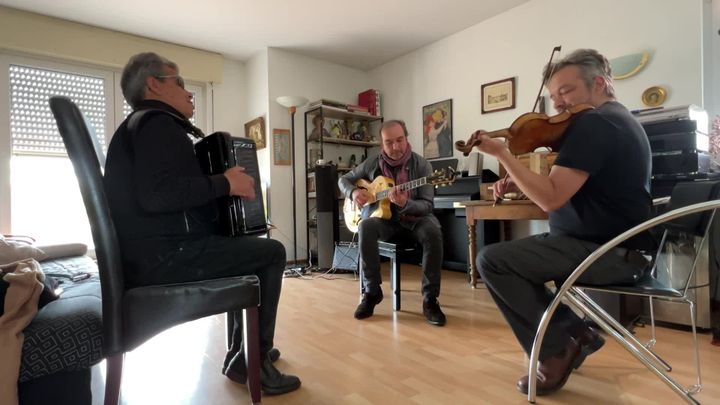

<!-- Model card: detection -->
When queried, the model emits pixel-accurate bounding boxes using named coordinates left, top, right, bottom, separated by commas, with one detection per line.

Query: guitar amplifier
left=194, top=132, right=267, bottom=236
left=651, top=150, right=711, bottom=175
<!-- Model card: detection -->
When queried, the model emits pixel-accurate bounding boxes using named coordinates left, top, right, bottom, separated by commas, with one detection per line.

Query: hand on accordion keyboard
left=224, top=166, right=256, bottom=199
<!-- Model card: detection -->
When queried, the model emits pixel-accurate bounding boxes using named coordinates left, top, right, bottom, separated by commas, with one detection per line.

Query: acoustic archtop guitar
left=343, top=167, right=456, bottom=233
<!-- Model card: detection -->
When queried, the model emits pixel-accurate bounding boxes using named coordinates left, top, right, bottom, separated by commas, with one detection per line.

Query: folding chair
left=528, top=181, right=720, bottom=404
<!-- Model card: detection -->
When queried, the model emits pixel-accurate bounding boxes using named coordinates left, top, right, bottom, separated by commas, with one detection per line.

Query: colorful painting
left=422, top=99, right=453, bottom=159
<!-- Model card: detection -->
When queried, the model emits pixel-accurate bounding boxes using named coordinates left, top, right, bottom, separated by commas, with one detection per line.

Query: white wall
left=241, top=49, right=270, bottom=193
left=369, top=0, right=707, bottom=236
left=371, top=0, right=705, bottom=174
left=209, top=59, right=247, bottom=136
left=266, top=48, right=369, bottom=261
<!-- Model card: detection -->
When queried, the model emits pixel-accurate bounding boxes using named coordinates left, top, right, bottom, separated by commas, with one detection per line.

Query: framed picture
left=272, top=128, right=291, bottom=165
left=244, top=116, right=266, bottom=149
left=481, top=77, right=516, bottom=114
left=422, top=99, right=453, bottom=159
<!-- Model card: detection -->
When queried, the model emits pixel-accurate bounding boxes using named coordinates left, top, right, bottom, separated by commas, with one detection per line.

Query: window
left=0, top=53, right=205, bottom=247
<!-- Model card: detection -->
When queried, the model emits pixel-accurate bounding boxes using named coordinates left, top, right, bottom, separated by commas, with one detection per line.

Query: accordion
left=194, top=132, right=267, bottom=236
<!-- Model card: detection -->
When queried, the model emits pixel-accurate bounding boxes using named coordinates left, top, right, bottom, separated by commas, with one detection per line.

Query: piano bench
left=359, top=241, right=419, bottom=311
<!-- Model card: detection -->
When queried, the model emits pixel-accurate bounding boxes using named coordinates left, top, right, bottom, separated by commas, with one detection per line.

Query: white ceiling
left=0, top=0, right=530, bottom=70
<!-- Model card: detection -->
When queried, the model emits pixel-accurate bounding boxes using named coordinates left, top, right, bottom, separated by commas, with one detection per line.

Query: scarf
left=379, top=143, right=412, bottom=185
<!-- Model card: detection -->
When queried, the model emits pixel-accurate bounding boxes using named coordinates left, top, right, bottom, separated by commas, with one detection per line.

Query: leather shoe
left=225, top=351, right=301, bottom=395
left=573, top=326, right=605, bottom=370
left=354, top=291, right=383, bottom=319
left=222, top=347, right=280, bottom=375
left=517, top=340, right=581, bottom=396
left=423, top=297, right=446, bottom=326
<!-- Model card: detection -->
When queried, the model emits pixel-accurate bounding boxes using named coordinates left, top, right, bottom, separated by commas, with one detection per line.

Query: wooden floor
left=91, top=264, right=720, bottom=404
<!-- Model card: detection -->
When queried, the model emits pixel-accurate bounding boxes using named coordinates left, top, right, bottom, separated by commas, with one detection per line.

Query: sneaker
left=354, top=291, right=383, bottom=319
left=225, top=351, right=301, bottom=395
left=423, top=297, right=446, bottom=326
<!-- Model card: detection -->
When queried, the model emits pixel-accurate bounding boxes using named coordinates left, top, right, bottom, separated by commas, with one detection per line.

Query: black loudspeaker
left=315, top=165, right=339, bottom=269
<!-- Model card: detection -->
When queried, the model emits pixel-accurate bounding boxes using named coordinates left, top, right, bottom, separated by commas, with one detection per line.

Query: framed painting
left=422, top=99, right=453, bottom=159
left=273, top=128, right=291, bottom=165
left=481, top=77, right=516, bottom=114
left=244, top=116, right=266, bottom=149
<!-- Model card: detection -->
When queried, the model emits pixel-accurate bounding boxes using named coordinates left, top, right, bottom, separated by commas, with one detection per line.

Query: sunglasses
left=155, top=74, right=185, bottom=89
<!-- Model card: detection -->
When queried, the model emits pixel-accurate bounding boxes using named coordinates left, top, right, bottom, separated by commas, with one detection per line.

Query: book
left=358, top=89, right=380, bottom=116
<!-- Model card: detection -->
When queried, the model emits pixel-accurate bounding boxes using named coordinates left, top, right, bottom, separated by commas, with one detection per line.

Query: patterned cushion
left=19, top=256, right=103, bottom=382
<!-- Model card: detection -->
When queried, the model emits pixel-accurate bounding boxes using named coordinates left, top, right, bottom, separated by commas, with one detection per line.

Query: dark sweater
left=103, top=100, right=229, bottom=265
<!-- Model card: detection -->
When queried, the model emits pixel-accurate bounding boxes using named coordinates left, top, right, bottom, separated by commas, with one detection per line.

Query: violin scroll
left=455, top=130, right=485, bottom=156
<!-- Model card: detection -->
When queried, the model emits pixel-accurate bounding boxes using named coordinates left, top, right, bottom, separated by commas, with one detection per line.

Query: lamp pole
left=276, top=96, right=308, bottom=272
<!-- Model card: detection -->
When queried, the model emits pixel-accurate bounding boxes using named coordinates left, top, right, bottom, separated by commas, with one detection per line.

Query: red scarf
left=379, top=143, right=412, bottom=185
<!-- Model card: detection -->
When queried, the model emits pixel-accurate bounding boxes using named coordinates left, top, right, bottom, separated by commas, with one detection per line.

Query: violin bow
left=495, top=46, right=561, bottom=206
left=532, top=45, right=562, bottom=113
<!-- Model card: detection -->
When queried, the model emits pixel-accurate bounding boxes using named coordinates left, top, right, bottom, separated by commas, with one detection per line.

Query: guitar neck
left=375, top=177, right=428, bottom=200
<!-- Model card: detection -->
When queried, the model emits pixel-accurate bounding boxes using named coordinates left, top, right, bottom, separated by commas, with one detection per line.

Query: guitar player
left=338, top=120, right=446, bottom=326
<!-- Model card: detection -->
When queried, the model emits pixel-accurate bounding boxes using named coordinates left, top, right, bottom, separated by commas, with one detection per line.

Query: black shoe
left=423, top=297, right=446, bottom=326
left=222, top=347, right=281, bottom=375
left=572, top=327, right=605, bottom=370
left=225, top=351, right=301, bottom=395
left=354, top=291, right=383, bottom=319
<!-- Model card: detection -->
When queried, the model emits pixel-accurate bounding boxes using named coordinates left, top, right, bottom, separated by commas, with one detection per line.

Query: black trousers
left=126, top=234, right=285, bottom=356
left=358, top=216, right=443, bottom=299
left=477, top=233, right=647, bottom=361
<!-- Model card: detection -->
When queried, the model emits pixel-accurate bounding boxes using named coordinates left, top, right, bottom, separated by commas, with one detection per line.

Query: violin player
left=471, top=49, right=653, bottom=395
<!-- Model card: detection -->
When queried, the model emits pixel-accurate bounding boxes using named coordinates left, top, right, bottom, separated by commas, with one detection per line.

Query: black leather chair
left=527, top=181, right=720, bottom=404
left=49, top=96, right=263, bottom=405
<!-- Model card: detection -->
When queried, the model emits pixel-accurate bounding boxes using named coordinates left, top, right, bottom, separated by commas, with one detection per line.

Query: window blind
left=10, top=64, right=106, bottom=155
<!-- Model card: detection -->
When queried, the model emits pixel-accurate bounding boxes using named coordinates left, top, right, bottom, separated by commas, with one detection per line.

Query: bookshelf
left=303, top=103, right=382, bottom=268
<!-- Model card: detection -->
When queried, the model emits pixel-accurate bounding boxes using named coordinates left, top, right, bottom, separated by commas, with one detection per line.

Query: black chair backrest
left=49, top=96, right=124, bottom=354
left=666, top=180, right=720, bottom=236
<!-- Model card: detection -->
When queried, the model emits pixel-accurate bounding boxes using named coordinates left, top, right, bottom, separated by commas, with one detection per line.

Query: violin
left=455, top=103, right=594, bottom=156
left=456, top=45, right=594, bottom=156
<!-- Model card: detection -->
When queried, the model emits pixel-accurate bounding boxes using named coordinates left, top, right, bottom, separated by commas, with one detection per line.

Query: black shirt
left=550, top=101, right=652, bottom=247
left=103, top=100, right=229, bottom=265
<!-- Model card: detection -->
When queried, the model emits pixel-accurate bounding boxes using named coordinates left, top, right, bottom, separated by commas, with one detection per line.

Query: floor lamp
left=276, top=95, right=308, bottom=272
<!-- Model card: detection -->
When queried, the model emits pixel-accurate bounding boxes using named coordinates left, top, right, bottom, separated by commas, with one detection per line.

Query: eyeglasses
left=154, top=74, right=185, bottom=89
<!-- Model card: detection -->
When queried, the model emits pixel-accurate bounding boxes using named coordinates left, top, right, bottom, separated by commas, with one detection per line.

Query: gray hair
left=543, top=49, right=615, bottom=98
left=121, top=52, right=178, bottom=109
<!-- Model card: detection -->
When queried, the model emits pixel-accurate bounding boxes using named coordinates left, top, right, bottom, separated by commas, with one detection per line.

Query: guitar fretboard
left=375, top=177, right=428, bottom=200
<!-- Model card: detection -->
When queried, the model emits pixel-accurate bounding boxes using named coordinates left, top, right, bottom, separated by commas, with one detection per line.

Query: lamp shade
left=276, top=96, right=308, bottom=108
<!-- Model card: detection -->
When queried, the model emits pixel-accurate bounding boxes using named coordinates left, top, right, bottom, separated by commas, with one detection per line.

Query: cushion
left=0, top=236, right=47, bottom=265
left=37, top=243, right=88, bottom=261
left=19, top=256, right=103, bottom=382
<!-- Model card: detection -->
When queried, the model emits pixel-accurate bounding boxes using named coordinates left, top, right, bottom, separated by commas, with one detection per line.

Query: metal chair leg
left=573, top=288, right=671, bottom=372
left=648, top=296, right=658, bottom=350
left=566, top=293, right=700, bottom=405
left=687, top=299, right=703, bottom=394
